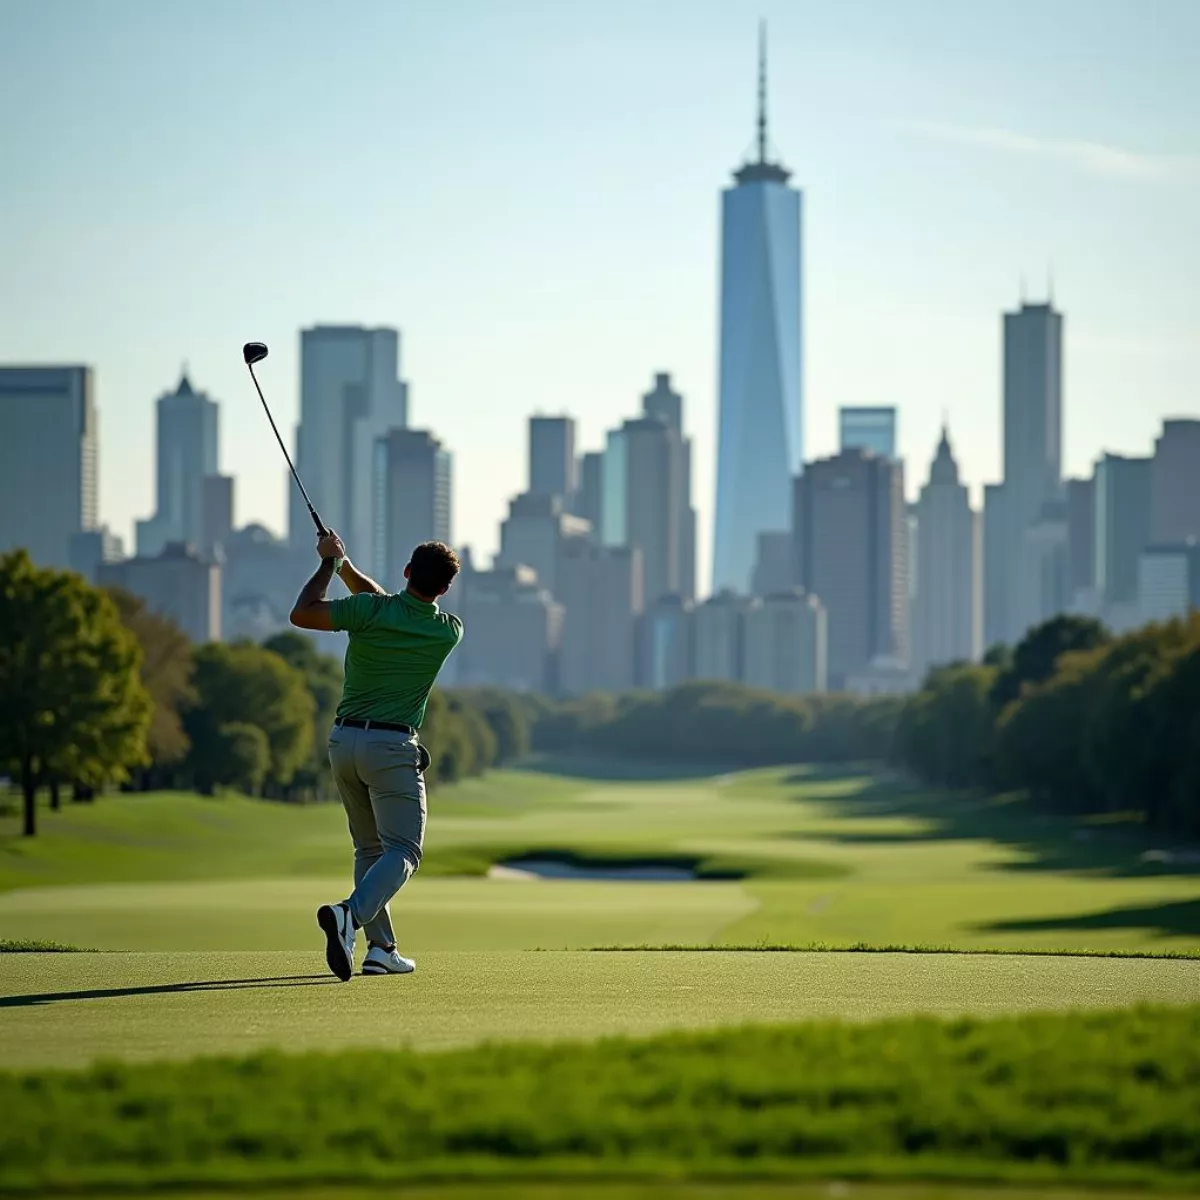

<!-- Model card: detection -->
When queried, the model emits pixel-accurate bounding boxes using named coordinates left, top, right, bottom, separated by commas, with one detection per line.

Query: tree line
left=6, top=547, right=1198, bottom=840
left=0, top=551, right=531, bottom=836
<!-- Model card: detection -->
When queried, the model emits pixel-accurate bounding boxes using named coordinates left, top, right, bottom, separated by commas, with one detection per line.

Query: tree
left=184, top=643, right=314, bottom=792
left=0, top=551, right=151, bottom=836
left=262, top=632, right=343, bottom=791
left=188, top=721, right=270, bottom=795
left=991, top=615, right=1109, bottom=711
left=898, top=663, right=997, bottom=787
left=452, top=687, right=531, bottom=764
left=107, top=587, right=195, bottom=778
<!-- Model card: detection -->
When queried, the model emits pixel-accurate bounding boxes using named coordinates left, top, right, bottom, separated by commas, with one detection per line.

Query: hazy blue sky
left=2, top=0, right=1197, bottom=588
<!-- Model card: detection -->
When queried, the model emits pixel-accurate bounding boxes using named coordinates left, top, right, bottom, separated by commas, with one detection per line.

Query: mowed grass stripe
left=2, top=1006, right=1199, bottom=1194
left=1, top=950, right=1197, bottom=1069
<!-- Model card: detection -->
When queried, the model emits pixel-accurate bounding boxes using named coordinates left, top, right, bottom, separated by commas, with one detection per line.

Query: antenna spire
left=757, top=20, right=768, bottom=164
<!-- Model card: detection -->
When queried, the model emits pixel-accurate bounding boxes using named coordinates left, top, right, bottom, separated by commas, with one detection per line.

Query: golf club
left=242, top=341, right=328, bottom=536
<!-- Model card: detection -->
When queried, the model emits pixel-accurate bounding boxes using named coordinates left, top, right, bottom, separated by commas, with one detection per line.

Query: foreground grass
left=2, top=949, right=1197, bottom=1069
left=3, top=1006, right=1199, bottom=1194
left=96, top=1188, right=1191, bottom=1200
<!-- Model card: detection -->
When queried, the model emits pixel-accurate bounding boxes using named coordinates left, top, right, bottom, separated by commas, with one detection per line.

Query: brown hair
left=407, top=541, right=460, bottom=597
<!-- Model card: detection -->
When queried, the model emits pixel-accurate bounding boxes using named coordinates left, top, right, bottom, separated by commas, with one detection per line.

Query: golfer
left=290, top=532, right=463, bottom=981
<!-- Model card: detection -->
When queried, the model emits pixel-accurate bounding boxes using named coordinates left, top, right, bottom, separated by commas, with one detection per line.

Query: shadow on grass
left=0, top=975, right=336, bottom=1009
left=975, top=898, right=1200, bottom=940
left=794, top=773, right=1200, bottom=882
left=519, top=755, right=744, bottom=782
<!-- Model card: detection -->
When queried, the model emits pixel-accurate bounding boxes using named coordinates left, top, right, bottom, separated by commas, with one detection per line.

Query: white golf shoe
left=362, top=945, right=416, bottom=976
left=316, top=902, right=357, bottom=982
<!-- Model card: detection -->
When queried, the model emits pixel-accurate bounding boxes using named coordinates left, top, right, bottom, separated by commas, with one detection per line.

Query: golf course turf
left=1, top=761, right=1199, bottom=1194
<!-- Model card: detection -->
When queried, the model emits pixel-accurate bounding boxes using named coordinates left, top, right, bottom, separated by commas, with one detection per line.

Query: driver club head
left=242, top=341, right=269, bottom=366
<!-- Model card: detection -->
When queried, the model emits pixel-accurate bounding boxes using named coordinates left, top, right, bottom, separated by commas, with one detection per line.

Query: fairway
left=2, top=948, right=1197, bottom=1069
left=2, top=762, right=1199, bottom=1074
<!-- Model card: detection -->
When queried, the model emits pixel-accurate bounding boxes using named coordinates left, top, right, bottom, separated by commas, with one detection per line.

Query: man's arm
left=289, top=556, right=338, bottom=631
left=337, top=559, right=386, bottom=597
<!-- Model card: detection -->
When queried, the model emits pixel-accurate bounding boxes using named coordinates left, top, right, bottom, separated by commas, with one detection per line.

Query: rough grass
left=0, top=939, right=90, bottom=953
left=2, top=1006, right=1199, bottom=1194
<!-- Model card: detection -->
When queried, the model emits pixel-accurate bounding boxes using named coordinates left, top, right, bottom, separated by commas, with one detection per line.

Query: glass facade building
left=712, top=36, right=802, bottom=594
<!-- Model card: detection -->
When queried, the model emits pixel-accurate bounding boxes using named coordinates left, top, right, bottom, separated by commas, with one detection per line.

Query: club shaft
left=246, top=364, right=327, bottom=535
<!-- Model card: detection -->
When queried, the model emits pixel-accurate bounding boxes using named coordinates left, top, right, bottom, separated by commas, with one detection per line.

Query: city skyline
left=2, top=2, right=1196, bottom=590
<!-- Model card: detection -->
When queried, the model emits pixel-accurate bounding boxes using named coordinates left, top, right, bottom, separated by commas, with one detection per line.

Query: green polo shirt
left=329, top=590, right=463, bottom=729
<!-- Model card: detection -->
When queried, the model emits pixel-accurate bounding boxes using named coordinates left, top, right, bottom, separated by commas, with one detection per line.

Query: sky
left=2, top=0, right=1197, bottom=592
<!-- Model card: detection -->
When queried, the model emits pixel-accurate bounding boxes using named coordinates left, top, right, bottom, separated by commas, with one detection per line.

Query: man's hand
left=317, top=530, right=346, bottom=560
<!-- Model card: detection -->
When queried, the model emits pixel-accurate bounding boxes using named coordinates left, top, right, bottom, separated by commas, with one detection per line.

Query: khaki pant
left=326, top=724, right=426, bottom=948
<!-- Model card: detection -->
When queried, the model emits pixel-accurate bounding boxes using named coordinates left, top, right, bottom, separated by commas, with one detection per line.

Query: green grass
left=3, top=1006, right=1199, bottom=1194
left=2, top=949, right=1198, bottom=1069
left=0, top=939, right=89, bottom=953
left=3, top=763, right=1200, bottom=955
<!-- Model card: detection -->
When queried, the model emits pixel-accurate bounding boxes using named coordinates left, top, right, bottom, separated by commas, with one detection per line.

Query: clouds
left=898, top=120, right=1199, bottom=181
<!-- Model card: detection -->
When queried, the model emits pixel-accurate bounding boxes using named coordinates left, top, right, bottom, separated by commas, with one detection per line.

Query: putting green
left=2, top=949, right=1196, bottom=1069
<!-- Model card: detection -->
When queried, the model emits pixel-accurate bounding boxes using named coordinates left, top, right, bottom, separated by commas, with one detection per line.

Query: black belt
left=334, top=718, right=415, bottom=735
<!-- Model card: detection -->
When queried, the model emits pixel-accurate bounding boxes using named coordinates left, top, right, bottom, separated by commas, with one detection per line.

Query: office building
left=69, top=527, right=125, bottom=583
left=743, top=589, right=827, bottom=694
left=839, top=407, right=896, bottom=460
left=1066, top=477, right=1096, bottom=602
left=693, top=590, right=750, bottom=682
left=453, top=564, right=562, bottom=692
left=497, top=491, right=591, bottom=597
left=913, top=427, right=979, bottom=674
left=373, top=429, right=451, bottom=589
left=0, top=366, right=97, bottom=569
left=136, top=372, right=218, bottom=557
left=985, top=299, right=1064, bottom=645
left=1151, top=419, right=1200, bottom=544
left=557, top=542, right=643, bottom=694
left=982, top=483, right=1014, bottom=650
left=576, top=451, right=605, bottom=534
left=750, top=530, right=796, bottom=597
left=713, top=30, right=802, bottom=593
left=793, top=448, right=908, bottom=689
left=528, top=416, right=576, bottom=503
left=640, top=594, right=694, bottom=690
left=202, top=475, right=234, bottom=555
left=1018, top=501, right=1070, bottom=634
left=220, top=523, right=311, bottom=643
left=600, top=375, right=695, bottom=604
left=292, top=326, right=408, bottom=564
left=99, top=542, right=221, bottom=643
left=642, top=373, right=697, bottom=601
left=1138, top=543, right=1200, bottom=625
left=1095, top=453, right=1151, bottom=608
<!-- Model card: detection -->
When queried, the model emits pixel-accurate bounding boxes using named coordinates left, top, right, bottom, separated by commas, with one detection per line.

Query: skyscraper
left=913, top=427, right=979, bottom=675
left=372, top=429, right=451, bottom=589
left=742, top=589, right=827, bottom=694
left=983, top=299, right=1064, bottom=645
left=0, top=366, right=96, bottom=568
left=694, top=591, right=750, bottom=682
left=576, top=451, right=605, bottom=535
left=839, top=407, right=897, bottom=460
left=712, top=27, right=802, bottom=594
left=1004, top=302, right=1063, bottom=519
left=99, top=542, right=221, bottom=643
left=793, top=448, right=908, bottom=689
left=292, top=326, right=408, bottom=565
left=1151, top=419, right=1200, bottom=544
left=528, top=416, right=576, bottom=503
left=557, top=542, right=642, bottom=694
left=1095, top=452, right=1152, bottom=613
left=136, top=372, right=218, bottom=557
left=600, top=375, right=696, bottom=605
left=497, top=491, right=590, bottom=597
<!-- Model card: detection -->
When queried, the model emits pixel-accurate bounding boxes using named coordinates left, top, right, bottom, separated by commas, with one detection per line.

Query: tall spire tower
left=712, top=24, right=804, bottom=595
left=757, top=19, right=767, bottom=164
